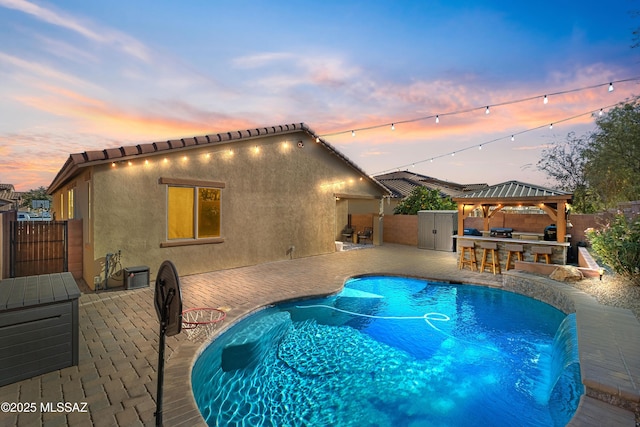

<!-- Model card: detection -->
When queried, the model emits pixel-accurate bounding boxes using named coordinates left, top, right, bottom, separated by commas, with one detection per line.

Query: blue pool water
left=192, top=276, right=583, bottom=426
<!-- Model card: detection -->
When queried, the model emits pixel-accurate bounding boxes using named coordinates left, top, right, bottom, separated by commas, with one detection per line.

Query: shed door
left=434, top=213, right=454, bottom=251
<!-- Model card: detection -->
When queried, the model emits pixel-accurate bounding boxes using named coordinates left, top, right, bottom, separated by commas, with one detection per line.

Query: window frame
left=159, top=177, right=225, bottom=248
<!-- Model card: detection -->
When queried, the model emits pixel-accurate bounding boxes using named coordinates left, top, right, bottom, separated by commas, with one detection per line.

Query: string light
left=372, top=98, right=639, bottom=176
left=478, top=145, right=482, bottom=150
left=549, top=123, right=553, bottom=130
left=391, top=123, right=395, bottom=131
left=318, top=77, right=639, bottom=139
left=543, top=95, right=548, bottom=104
left=599, top=109, right=603, bottom=116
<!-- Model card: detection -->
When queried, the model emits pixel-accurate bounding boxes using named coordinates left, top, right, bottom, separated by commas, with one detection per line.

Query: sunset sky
left=1, top=0, right=639, bottom=191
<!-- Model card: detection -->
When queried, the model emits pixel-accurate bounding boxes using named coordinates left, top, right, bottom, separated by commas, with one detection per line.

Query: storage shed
left=0, top=272, right=80, bottom=386
left=417, top=210, right=458, bottom=251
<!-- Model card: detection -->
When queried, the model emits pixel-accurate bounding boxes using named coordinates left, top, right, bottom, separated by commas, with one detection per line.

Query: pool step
left=221, top=311, right=291, bottom=372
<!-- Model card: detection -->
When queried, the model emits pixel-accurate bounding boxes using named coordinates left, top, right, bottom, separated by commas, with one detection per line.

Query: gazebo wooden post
left=556, top=200, right=566, bottom=242
left=457, top=203, right=465, bottom=237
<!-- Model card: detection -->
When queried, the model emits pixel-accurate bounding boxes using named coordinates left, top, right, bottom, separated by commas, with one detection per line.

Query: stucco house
left=47, top=123, right=390, bottom=289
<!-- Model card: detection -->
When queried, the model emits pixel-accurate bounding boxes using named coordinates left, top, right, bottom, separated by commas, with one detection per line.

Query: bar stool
left=458, top=241, right=477, bottom=271
left=479, top=242, right=501, bottom=274
left=505, top=244, right=524, bottom=270
left=532, top=246, right=553, bottom=264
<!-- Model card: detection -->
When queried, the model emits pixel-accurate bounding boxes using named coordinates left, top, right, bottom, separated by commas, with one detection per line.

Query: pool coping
left=163, top=269, right=639, bottom=426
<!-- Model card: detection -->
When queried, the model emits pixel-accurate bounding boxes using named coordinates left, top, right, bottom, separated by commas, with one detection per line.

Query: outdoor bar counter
left=455, top=234, right=570, bottom=271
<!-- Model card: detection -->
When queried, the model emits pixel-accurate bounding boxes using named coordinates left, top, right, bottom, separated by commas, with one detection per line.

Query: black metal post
left=155, top=286, right=174, bottom=427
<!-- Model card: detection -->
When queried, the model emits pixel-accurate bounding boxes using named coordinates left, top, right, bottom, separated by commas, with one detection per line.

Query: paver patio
left=0, top=244, right=637, bottom=426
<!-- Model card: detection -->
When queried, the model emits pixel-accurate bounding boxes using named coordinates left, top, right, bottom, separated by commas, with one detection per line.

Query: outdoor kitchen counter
left=454, top=235, right=570, bottom=267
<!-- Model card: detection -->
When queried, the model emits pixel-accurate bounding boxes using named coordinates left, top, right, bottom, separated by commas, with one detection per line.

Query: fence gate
left=10, top=221, right=68, bottom=277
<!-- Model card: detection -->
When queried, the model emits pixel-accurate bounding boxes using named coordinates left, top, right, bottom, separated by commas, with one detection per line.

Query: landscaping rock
left=550, top=266, right=584, bottom=282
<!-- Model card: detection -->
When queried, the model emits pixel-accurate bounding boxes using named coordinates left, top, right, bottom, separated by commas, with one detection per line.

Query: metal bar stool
left=479, top=242, right=501, bottom=274
left=532, top=246, right=553, bottom=264
left=458, top=241, right=477, bottom=271
left=505, top=244, right=524, bottom=270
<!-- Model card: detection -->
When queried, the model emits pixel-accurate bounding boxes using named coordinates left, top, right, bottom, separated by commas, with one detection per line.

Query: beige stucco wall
left=65, top=131, right=384, bottom=287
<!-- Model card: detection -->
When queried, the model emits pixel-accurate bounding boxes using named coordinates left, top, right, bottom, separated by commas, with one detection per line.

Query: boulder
left=549, top=266, right=584, bottom=282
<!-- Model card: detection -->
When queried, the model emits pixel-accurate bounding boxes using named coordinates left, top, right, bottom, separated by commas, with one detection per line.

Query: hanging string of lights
left=371, top=95, right=640, bottom=175
left=318, top=77, right=640, bottom=138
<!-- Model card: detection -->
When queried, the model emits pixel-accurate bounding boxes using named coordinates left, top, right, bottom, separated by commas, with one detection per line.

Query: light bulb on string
left=511, top=135, right=515, bottom=142
left=485, top=106, right=490, bottom=115
left=599, top=109, right=603, bottom=116
left=549, top=123, right=553, bottom=130
left=478, top=145, right=482, bottom=150
left=351, top=130, right=355, bottom=137
left=543, top=95, right=548, bottom=104
left=609, top=83, right=614, bottom=92
left=391, top=123, right=395, bottom=131
left=435, top=115, right=439, bottom=124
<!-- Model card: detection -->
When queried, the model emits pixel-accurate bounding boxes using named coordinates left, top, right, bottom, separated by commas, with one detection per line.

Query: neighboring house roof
left=48, top=123, right=391, bottom=196
left=453, top=180, right=572, bottom=201
left=374, top=171, right=487, bottom=199
left=0, top=184, right=21, bottom=208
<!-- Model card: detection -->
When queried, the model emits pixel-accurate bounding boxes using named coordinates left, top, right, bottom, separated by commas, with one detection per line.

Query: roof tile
left=138, top=143, right=156, bottom=154
left=104, top=148, right=123, bottom=159
left=70, top=153, right=87, bottom=164
left=153, top=141, right=170, bottom=152
left=85, top=150, right=106, bottom=162
left=122, top=145, right=139, bottom=156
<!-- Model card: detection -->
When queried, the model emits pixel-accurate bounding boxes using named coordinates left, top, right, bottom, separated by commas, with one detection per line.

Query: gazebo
left=453, top=180, right=573, bottom=242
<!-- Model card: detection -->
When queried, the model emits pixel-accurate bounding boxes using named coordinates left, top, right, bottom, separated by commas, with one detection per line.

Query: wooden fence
left=10, top=221, right=68, bottom=277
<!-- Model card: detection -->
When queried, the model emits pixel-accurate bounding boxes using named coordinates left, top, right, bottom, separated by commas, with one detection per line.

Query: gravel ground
left=569, top=274, right=640, bottom=320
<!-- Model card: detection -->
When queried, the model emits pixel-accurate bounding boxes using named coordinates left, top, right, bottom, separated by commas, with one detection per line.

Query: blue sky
left=1, top=0, right=638, bottom=191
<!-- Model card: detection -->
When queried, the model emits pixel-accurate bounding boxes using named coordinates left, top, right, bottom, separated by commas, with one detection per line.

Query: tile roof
left=0, top=184, right=21, bottom=208
left=47, top=123, right=391, bottom=196
left=454, top=180, right=572, bottom=200
left=374, top=171, right=487, bottom=199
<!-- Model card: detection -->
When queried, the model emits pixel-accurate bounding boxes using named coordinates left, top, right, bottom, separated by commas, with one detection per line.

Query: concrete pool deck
left=0, top=244, right=637, bottom=426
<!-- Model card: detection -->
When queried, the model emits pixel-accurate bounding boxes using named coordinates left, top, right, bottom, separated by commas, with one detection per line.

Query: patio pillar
left=556, top=200, right=566, bottom=242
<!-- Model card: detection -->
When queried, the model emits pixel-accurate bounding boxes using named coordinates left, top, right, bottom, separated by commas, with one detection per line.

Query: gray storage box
left=124, top=266, right=150, bottom=289
left=0, top=272, right=80, bottom=387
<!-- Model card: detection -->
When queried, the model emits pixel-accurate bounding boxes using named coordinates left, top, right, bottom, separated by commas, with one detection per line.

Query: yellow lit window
left=67, top=188, right=75, bottom=219
left=197, top=188, right=221, bottom=238
left=167, top=186, right=220, bottom=240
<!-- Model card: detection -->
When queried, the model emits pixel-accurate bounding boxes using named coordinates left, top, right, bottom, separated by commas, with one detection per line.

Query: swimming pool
left=192, top=276, right=583, bottom=426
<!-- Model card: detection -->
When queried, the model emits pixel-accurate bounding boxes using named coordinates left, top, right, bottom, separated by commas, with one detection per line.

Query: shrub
left=586, top=215, right=640, bottom=285
left=393, top=187, right=456, bottom=215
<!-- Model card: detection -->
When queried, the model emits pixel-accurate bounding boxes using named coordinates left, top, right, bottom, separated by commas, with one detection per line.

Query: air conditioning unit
left=124, top=266, right=150, bottom=290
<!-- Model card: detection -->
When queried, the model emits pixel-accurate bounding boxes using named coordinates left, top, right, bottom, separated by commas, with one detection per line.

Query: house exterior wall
left=63, top=131, right=383, bottom=287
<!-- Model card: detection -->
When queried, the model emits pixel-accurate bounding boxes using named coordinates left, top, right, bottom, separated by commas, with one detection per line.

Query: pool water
left=192, top=276, right=583, bottom=426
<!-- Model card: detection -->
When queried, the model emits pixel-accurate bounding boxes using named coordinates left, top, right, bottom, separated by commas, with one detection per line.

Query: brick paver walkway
left=0, top=244, right=636, bottom=426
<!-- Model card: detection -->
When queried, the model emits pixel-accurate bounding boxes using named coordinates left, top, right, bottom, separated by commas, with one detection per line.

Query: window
left=161, top=177, right=224, bottom=246
left=67, top=188, right=75, bottom=219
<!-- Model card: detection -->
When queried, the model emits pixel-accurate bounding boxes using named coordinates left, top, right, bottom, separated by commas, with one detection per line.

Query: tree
left=20, top=186, right=52, bottom=209
left=536, top=132, right=601, bottom=213
left=393, top=187, right=456, bottom=215
left=584, top=101, right=640, bottom=206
